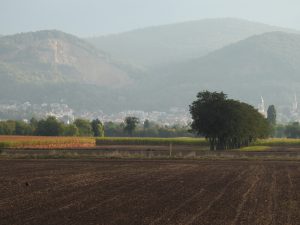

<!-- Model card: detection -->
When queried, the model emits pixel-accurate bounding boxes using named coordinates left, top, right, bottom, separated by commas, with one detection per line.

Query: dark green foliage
left=0, top=121, right=16, bottom=135
left=104, top=122, right=125, bottom=137
left=91, top=119, right=104, bottom=137
left=0, top=117, right=192, bottom=138
left=35, top=117, right=63, bottom=136
left=273, top=124, right=286, bottom=138
left=143, top=119, right=151, bottom=129
left=267, top=105, right=276, bottom=126
left=15, top=121, right=33, bottom=135
left=62, top=124, right=79, bottom=136
left=103, top=121, right=191, bottom=138
left=0, top=120, right=34, bottom=135
left=74, top=119, right=93, bottom=137
left=124, top=117, right=140, bottom=136
left=30, top=118, right=38, bottom=131
left=190, top=91, right=270, bottom=150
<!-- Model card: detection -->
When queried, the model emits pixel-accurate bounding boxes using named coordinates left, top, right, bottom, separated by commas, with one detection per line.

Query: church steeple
left=258, top=96, right=266, bottom=117
left=292, top=94, right=298, bottom=113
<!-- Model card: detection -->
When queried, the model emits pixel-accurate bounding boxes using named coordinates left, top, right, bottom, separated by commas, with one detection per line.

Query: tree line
left=264, top=104, right=300, bottom=139
left=271, top=123, right=300, bottom=138
left=0, top=116, right=191, bottom=137
left=0, top=117, right=104, bottom=137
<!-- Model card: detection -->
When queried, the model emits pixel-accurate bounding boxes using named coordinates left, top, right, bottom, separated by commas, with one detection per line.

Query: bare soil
left=1, top=159, right=300, bottom=225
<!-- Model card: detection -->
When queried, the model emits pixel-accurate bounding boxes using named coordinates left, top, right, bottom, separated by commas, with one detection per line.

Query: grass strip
left=96, top=137, right=208, bottom=146
left=253, top=138, right=300, bottom=147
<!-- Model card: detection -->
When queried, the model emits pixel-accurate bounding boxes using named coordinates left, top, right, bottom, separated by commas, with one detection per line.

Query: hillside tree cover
left=190, top=91, right=270, bottom=150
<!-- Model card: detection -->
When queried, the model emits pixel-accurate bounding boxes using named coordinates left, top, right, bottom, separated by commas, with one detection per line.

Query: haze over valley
left=1, top=18, right=300, bottom=122
left=3, top=3, right=300, bottom=224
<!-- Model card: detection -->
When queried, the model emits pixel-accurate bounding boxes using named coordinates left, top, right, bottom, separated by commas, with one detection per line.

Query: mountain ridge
left=1, top=21, right=300, bottom=114
left=140, top=31, right=300, bottom=110
left=87, top=18, right=298, bottom=67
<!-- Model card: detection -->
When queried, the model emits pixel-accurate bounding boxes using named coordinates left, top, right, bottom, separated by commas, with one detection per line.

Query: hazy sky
left=1, top=0, right=300, bottom=37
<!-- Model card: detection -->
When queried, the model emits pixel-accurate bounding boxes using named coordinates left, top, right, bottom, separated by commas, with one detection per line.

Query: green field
left=2, top=136, right=300, bottom=160
left=2, top=136, right=300, bottom=150
left=253, top=138, right=300, bottom=146
left=96, top=137, right=208, bottom=146
left=96, top=137, right=300, bottom=148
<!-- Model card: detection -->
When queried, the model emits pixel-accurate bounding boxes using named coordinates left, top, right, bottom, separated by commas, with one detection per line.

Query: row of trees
left=0, top=117, right=191, bottom=137
left=275, top=122, right=300, bottom=138
left=264, top=105, right=300, bottom=138
left=105, top=118, right=192, bottom=137
left=190, top=91, right=270, bottom=150
left=0, top=117, right=104, bottom=137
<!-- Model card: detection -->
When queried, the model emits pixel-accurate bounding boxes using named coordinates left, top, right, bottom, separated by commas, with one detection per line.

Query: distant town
left=0, top=95, right=300, bottom=125
left=0, top=102, right=191, bottom=126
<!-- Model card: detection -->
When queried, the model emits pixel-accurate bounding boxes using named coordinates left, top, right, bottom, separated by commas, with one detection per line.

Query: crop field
left=3, top=136, right=300, bottom=160
left=0, top=136, right=208, bottom=150
left=96, top=137, right=300, bottom=147
left=0, top=159, right=300, bottom=225
left=2, top=136, right=300, bottom=150
left=0, top=136, right=95, bottom=149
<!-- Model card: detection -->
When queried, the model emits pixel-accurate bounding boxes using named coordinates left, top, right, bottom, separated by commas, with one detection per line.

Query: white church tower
left=258, top=96, right=266, bottom=117
left=292, top=94, right=298, bottom=114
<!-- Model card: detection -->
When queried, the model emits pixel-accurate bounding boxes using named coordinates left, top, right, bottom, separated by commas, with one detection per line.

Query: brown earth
left=1, top=159, right=300, bottom=225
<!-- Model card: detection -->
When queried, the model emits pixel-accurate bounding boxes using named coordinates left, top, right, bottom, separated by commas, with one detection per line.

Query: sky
left=1, top=0, right=300, bottom=37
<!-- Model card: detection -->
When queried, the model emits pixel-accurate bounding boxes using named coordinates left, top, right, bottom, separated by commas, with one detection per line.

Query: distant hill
left=0, top=30, right=147, bottom=112
left=2, top=25, right=300, bottom=115
left=87, top=18, right=296, bottom=67
left=0, top=30, right=133, bottom=87
left=137, top=32, right=300, bottom=110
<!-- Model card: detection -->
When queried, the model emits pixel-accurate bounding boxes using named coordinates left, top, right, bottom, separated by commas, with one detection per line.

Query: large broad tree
left=189, top=91, right=270, bottom=150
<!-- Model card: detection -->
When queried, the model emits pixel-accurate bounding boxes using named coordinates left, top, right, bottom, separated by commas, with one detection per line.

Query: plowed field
left=1, top=160, right=300, bottom=225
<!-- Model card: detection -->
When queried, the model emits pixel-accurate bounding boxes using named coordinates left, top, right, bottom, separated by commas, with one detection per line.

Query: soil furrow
left=1, top=160, right=300, bottom=225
